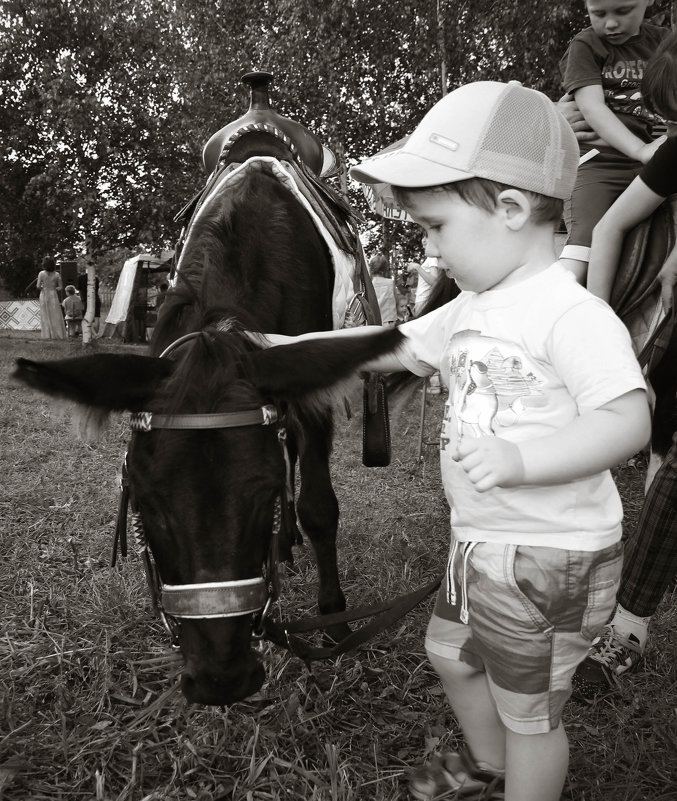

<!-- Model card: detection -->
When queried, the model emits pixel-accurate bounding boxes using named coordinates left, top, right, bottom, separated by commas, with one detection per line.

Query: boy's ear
left=496, top=189, right=531, bottom=230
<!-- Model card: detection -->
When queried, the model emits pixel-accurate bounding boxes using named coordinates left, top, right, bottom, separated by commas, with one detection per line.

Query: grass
left=1, top=332, right=676, bottom=800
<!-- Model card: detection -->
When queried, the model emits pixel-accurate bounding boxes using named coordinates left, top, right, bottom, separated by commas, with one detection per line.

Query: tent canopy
left=102, top=251, right=173, bottom=339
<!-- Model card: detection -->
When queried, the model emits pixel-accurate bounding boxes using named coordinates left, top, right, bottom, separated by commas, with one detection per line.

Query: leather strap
left=130, top=406, right=278, bottom=432
left=262, top=575, right=441, bottom=662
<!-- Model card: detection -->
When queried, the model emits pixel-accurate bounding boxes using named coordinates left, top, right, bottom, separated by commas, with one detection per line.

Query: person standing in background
left=36, top=256, right=66, bottom=340
left=368, top=253, right=398, bottom=327
left=410, top=232, right=443, bottom=316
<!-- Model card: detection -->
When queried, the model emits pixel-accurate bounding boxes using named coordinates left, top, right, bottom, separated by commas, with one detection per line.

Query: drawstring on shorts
left=446, top=540, right=478, bottom=625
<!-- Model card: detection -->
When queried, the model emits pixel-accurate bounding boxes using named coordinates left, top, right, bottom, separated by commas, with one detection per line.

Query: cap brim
left=350, top=149, right=471, bottom=188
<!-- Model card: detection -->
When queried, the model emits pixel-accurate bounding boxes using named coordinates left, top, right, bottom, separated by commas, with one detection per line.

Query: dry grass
left=1, top=332, right=675, bottom=800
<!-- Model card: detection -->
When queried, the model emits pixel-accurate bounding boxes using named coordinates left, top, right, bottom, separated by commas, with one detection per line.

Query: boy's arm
left=588, top=176, right=664, bottom=301
left=557, top=93, right=600, bottom=143
left=253, top=326, right=410, bottom=373
left=575, top=85, right=665, bottom=164
left=456, top=389, right=650, bottom=492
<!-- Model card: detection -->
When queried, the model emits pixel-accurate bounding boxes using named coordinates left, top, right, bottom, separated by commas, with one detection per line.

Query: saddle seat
left=203, top=71, right=337, bottom=179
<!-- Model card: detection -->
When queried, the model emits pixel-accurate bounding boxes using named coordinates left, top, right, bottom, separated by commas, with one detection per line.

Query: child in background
left=587, top=28, right=677, bottom=301
left=574, top=30, right=677, bottom=696
left=260, top=80, right=651, bottom=801
left=62, top=285, right=84, bottom=338
left=558, top=0, right=667, bottom=283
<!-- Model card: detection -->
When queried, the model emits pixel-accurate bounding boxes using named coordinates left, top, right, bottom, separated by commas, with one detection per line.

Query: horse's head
left=13, top=326, right=402, bottom=705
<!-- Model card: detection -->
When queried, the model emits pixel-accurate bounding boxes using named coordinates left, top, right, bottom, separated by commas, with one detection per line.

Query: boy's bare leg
left=558, top=257, right=588, bottom=284
left=428, top=653, right=569, bottom=801
left=506, top=724, right=568, bottom=801
left=427, top=652, right=506, bottom=772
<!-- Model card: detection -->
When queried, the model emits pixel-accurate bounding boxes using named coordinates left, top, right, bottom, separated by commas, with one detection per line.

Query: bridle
left=112, top=330, right=291, bottom=646
left=113, top=337, right=443, bottom=664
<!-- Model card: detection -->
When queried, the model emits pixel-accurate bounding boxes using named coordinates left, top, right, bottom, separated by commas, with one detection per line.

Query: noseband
left=113, top=331, right=290, bottom=645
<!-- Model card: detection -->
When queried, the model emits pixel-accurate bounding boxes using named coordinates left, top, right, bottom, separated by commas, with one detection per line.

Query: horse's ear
left=13, top=354, right=174, bottom=411
left=243, top=328, right=403, bottom=399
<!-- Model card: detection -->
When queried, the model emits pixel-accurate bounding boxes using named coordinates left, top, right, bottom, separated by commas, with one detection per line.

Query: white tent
left=102, top=251, right=173, bottom=339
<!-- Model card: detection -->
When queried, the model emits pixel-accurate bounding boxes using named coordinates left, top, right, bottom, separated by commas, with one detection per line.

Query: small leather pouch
left=362, top=372, right=391, bottom=467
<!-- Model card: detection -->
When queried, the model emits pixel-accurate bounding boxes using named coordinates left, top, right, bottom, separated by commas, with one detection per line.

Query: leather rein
left=112, top=337, right=441, bottom=663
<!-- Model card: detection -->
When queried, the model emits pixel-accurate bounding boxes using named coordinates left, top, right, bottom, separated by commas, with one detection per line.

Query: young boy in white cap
left=258, top=80, right=650, bottom=800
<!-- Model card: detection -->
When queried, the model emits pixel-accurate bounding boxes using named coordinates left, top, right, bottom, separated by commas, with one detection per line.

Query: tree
left=2, top=0, right=674, bottom=291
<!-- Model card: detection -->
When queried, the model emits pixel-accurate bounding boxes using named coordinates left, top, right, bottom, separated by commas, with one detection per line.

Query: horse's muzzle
left=181, top=650, right=265, bottom=706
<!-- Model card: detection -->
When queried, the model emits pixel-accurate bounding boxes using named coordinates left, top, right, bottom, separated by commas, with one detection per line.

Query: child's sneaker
left=573, top=625, right=643, bottom=699
left=409, top=748, right=505, bottom=800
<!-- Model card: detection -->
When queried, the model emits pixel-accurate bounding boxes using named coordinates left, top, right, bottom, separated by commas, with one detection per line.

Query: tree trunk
left=437, top=0, right=447, bottom=96
left=81, top=236, right=96, bottom=345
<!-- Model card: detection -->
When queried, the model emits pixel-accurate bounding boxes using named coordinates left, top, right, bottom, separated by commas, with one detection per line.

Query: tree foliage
left=0, top=0, right=673, bottom=291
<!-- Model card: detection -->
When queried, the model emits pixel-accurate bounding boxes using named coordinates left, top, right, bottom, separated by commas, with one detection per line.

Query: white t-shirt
left=397, top=263, right=646, bottom=552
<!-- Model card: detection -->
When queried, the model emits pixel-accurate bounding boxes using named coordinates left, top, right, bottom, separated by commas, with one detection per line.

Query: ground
left=1, top=331, right=675, bottom=800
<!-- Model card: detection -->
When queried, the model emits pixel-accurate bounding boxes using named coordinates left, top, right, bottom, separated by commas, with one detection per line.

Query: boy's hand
left=454, top=436, right=525, bottom=492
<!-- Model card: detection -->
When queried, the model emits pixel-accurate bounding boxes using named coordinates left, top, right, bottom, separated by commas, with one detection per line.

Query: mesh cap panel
left=472, top=87, right=577, bottom=198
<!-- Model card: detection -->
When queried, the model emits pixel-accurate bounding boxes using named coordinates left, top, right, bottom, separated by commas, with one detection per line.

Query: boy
left=62, top=284, right=84, bottom=338
left=261, top=81, right=650, bottom=801
left=559, top=0, right=667, bottom=282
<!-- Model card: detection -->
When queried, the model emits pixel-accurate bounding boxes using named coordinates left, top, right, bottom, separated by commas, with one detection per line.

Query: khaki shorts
left=425, top=540, right=623, bottom=734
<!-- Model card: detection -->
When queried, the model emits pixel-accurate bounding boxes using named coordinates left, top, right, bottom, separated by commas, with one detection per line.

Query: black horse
left=14, top=73, right=401, bottom=705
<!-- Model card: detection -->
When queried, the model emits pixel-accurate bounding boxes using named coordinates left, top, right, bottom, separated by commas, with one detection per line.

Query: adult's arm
left=574, top=85, right=665, bottom=163
left=409, top=261, right=437, bottom=287
left=656, top=245, right=677, bottom=313
left=587, top=176, right=665, bottom=302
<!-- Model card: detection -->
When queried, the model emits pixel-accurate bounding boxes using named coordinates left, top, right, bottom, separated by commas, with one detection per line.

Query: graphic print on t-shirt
left=440, top=330, right=546, bottom=452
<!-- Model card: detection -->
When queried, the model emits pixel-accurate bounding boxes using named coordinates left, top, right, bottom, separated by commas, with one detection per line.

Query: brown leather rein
left=112, top=331, right=441, bottom=662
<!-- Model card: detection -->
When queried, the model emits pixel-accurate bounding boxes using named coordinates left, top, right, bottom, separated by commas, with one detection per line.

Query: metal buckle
left=261, top=405, right=278, bottom=425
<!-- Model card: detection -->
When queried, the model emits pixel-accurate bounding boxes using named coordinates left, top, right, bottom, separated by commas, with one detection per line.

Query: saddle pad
left=179, top=156, right=359, bottom=330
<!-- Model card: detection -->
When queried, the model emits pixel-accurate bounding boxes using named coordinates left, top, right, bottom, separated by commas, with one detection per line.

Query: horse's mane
left=152, top=168, right=330, bottom=355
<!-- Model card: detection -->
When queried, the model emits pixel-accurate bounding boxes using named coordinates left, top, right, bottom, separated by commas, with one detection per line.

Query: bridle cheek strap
left=162, top=578, right=268, bottom=619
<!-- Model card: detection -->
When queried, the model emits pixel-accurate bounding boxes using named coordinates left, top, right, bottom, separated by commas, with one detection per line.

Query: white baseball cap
left=350, top=81, right=579, bottom=200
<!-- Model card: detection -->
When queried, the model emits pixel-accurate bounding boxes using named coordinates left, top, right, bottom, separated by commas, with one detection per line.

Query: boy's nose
left=605, top=17, right=619, bottom=30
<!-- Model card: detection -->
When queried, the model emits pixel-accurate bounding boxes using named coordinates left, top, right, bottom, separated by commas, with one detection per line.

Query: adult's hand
left=557, top=93, right=598, bottom=142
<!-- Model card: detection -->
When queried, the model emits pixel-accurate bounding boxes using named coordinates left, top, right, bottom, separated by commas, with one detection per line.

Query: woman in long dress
left=36, top=256, right=66, bottom=339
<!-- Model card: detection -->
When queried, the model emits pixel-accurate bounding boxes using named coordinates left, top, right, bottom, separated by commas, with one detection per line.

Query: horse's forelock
left=156, top=330, right=260, bottom=416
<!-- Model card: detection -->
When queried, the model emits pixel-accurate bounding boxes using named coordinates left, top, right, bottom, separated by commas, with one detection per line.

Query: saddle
left=174, top=72, right=391, bottom=467
left=611, top=196, right=677, bottom=375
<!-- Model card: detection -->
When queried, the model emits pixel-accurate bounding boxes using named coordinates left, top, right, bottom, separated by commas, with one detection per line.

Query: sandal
left=409, top=748, right=505, bottom=800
